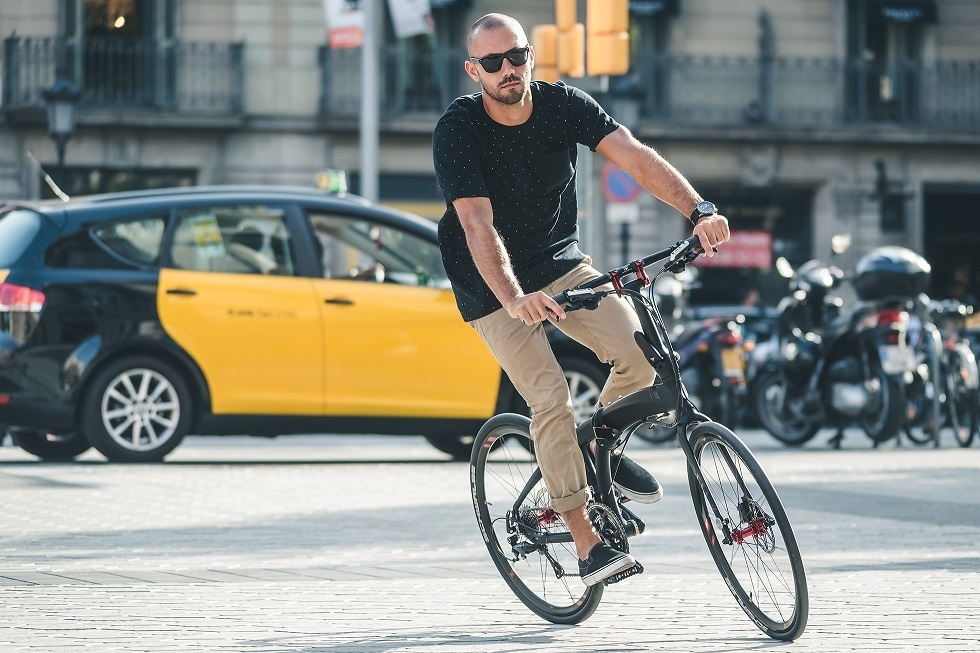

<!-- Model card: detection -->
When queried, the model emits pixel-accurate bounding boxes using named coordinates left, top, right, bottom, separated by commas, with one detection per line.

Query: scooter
left=754, top=245, right=925, bottom=448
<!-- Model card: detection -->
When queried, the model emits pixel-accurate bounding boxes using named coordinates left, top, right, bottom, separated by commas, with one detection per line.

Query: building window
left=61, top=0, right=177, bottom=106
left=846, top=0, right=937, bottom=122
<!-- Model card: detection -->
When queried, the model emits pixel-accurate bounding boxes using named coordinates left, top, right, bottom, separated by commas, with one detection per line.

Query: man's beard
left=483, top=74, right=527, bottom=105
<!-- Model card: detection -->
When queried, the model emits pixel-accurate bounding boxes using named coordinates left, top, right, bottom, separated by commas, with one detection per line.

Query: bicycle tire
left=942, top=344, right=979, bottom=448
left=470, top=413, right=603, bottom=624
left=687, top=421, right=809, bottom=641
left=904, top=326, right=943, bottom=446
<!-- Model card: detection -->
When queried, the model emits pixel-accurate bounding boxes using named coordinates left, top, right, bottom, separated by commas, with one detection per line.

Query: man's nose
left=500, top=57, right=517, bottom=74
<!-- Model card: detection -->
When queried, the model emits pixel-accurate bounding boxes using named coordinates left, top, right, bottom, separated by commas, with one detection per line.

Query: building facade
left=1, top=0, right=979, bottom=303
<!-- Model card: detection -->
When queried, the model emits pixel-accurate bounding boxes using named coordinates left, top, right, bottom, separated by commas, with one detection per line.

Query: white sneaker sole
left=581, top=554, right=636, bottom=586
left=614, top=483, right=663, bottom=504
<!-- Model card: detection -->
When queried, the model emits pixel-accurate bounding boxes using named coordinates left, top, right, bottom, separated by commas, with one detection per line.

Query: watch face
left=696, top=201, right=717, bottom=216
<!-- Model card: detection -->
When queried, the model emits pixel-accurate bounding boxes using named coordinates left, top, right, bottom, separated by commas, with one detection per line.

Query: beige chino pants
left=471, top=261, right=655, bottom=514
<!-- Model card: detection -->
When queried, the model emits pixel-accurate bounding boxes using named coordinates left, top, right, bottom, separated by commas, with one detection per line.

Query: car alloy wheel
left=83, top=356, right=192, bottom=462
left=101, top=367, right=181, bottom=451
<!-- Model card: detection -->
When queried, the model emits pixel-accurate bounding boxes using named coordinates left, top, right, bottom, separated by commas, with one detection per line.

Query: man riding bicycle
left=433, top=13, right=730, bottom=586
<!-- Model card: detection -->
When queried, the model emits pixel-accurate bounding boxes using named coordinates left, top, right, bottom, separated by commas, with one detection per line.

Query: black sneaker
left=613, top=454, right=663, bottom=504
left=578, top=542, right=636, bottom=586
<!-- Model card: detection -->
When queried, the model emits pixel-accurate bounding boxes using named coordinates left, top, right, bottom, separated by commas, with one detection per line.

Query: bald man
left=433, top=13, right=730, bottom=586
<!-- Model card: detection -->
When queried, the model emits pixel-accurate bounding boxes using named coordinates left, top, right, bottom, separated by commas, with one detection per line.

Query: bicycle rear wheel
left=687, top=421, right=808, bottom=641
left=941, top=344, right=979, bottom=448
left=470, top=413, right=602, bottom=624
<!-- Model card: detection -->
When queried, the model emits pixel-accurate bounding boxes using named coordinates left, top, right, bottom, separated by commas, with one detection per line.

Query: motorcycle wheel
left=859, top=371, right=906, bottom=445
left=753, top=370, right=820, bottom=446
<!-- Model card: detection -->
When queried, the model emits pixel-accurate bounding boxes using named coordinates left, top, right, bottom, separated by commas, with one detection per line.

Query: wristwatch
left=688, top=201, right=718, bottom=225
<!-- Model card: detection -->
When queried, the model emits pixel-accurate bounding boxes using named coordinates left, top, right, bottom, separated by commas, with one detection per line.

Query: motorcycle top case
left=852, top=246, right=931, bottom=301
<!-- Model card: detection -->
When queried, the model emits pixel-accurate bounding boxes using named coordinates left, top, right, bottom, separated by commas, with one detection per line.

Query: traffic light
left=587, top=0, right=629, bottom=76
left=532, top=24, right=558, bottom=83
left=555, top=0, right=584, bottom=77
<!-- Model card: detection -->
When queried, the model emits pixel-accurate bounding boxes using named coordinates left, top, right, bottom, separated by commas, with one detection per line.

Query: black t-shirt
left=433, top=81, right=619, bottom=321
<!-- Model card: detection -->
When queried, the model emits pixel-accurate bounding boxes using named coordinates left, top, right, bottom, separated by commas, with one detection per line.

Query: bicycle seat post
left=591, top=416, right=618, bottom=508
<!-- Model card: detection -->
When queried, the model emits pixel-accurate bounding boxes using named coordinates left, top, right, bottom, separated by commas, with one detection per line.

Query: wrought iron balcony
left=627, top=53, right=980, bottom=129
left=318, top=45, right=980, bottom=132
left=2, top=36, right=244, bottom=114
left=320, top=44, right=467, bottom=118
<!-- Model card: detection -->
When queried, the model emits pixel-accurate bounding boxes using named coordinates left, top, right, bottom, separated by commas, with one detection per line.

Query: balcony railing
left=320, top=44, right=468, bottom=118
left=2, top=36, right=244, bottom=113
left=319, top=47, right=980, bottom=131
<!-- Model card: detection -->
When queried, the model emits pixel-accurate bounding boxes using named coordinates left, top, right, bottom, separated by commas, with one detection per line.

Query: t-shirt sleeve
left=567, top=84, right=620, bottom=151
left=432, top=115, right=488, bottom=205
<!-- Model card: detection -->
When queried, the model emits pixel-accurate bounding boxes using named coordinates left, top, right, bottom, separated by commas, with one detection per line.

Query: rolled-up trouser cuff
left=551, top=486, right=591, bottom=514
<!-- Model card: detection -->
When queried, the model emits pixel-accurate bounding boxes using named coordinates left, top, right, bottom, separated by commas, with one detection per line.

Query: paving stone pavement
left=0, top=429, right=978, bottom=652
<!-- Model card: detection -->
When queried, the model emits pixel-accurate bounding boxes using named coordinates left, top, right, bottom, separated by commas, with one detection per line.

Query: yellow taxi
left=0, top=186, right=606, bottom=461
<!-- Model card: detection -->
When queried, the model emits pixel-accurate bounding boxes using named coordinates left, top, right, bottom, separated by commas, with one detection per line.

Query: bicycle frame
left=506, top=237, right=752, bottom=549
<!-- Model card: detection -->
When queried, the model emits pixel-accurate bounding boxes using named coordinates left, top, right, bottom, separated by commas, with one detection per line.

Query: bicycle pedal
left=603, top=560, right=644, bottom=586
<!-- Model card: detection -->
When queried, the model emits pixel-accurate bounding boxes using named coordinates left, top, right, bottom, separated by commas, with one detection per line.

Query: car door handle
left=165, top=288, right=198, bottom=296
left=324, top=297, right=355, bottom=305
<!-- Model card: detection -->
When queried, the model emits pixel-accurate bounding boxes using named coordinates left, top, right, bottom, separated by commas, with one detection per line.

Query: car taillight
left=0, top=282, right=45, bottom=345
left=0, top=283, right=45, bottom=312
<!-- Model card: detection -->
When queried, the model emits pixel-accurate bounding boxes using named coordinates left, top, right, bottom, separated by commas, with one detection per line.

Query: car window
left=308, top=212, right=449, bottom=288
left=0, top=209, right=44, bottom=267
left=46, top=214, right=167, bottom=270
left=168, top=205, right=296, bottom=276
left=92, top=216, right=166, bottom=266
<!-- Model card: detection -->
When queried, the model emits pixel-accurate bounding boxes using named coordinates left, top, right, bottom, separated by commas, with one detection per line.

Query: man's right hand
left=507, top=292, right=566, bottom=325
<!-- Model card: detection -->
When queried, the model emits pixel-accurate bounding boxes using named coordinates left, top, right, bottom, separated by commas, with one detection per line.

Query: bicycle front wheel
left=470, top=413, right=602, bottom=624
left=687, top=421, right=808, bottom=641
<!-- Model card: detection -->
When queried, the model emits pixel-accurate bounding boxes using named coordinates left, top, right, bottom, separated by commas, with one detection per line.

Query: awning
left=866, top=0, right=938, bottom=24
left=630, top=0, right=680, bottom=18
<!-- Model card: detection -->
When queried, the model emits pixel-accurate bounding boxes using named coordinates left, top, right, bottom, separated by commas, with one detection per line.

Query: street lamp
left=42, top=70, right=81, bottom=189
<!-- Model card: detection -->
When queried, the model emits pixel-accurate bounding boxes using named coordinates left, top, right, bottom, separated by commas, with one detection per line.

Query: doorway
left=923, top=186, right=980, bottom=306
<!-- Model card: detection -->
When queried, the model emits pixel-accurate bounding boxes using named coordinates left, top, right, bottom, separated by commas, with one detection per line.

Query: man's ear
left=464, top=60, right=480, bottom=83
left=528, top=45, right=535, bottom=72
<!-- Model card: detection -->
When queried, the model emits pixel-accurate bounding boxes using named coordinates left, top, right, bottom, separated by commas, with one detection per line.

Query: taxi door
left=158, top=204, right=324, bottom=415
left=307, top=212, right=500, bottom=419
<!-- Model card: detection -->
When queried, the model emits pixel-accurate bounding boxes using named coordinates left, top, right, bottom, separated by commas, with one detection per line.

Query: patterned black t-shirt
left=433, top=81, right=619, bottom=321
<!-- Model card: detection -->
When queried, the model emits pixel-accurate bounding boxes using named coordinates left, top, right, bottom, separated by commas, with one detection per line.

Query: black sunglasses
left=469, top=46, right=530, bottom=73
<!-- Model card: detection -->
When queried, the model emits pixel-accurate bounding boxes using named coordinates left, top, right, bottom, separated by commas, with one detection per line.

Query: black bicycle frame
left=508, top=237, right=749, bottom=547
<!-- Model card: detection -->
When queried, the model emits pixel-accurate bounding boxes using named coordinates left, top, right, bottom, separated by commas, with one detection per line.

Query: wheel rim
left=100, top=368, right=181, bottom=452
left=565, top=370, right=601, bottom=425
left=695, top=437, right=803, bottom=634
left=476, top=426, right=595, bottom=614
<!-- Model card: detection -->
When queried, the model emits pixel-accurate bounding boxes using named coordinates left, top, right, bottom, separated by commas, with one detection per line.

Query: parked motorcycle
left=754, top=245, right=927, bottom=448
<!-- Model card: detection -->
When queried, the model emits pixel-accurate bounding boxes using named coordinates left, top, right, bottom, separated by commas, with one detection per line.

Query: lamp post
left=42, top=71, right=81, bottom=190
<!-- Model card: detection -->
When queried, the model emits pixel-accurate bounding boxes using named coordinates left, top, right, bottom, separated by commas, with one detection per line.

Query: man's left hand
left=694, top=214, right=730, bottom=257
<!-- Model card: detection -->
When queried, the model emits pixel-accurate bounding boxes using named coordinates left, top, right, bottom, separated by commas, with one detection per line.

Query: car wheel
left=11, top=430, right=91, bottom=461
left=424, top=434, right=474, bottom=460
left=82, top=356, right=192, bottom=462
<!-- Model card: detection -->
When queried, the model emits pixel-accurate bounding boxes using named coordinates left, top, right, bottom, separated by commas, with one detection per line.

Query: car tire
left=81, top=356, right=193, bottom=463
left=424, top=434, right=475, bottom=460
left=11, top=430, right=91, bottom=461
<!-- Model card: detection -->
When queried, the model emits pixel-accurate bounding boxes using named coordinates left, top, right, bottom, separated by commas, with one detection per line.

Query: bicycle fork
left=677, top=413, right=771, bottom=547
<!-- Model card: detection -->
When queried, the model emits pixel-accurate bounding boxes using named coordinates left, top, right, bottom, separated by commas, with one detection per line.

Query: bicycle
left=469, top=236, right=809, bottom=641
left=904, top=298, right=979, bottom=448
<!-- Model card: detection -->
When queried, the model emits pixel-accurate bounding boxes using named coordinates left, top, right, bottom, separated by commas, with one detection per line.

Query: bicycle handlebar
left=551, top=236, right=706, bottom=308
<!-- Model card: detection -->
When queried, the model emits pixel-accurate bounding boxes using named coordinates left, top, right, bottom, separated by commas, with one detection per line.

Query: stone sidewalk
left=0, top=431, right=978, bottom=652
